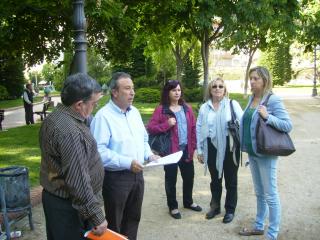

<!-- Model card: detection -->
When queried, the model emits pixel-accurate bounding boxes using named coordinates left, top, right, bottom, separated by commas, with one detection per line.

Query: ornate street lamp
left=71, top=0, right=87, bottom=74
left=312, top=45, right=320, bottom=97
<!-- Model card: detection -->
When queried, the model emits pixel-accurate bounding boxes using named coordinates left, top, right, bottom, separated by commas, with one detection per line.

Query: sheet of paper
left=144, top=151, right=183, bottom=167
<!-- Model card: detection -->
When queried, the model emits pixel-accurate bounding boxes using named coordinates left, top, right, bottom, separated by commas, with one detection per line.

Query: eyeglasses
left=212, top=85, right=224, bottom=89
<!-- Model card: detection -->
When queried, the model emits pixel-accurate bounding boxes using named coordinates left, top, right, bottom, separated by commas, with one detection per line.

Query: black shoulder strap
left=229, top=99, right=236, bottom=121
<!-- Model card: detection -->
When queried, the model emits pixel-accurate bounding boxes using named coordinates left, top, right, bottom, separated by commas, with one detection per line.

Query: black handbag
left=148, top=131, right=171, bottom=156
left=228, top=100, right=240, bottom=147
left=256, top=94, right=295, bottom=156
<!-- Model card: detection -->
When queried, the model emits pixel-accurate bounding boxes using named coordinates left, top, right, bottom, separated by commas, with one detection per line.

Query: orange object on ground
left=84, top=229, right=128, bottom=240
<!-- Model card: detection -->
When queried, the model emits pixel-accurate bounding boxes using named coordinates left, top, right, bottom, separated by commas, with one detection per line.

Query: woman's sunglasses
left=212, top=85, right=224, bottom=89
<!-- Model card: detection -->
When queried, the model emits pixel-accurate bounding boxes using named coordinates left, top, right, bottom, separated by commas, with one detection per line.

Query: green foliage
left=0, top=124, right=41, bottom=187
left=87, top=48, right=111, bottom=86
left=298, top=0, right=320, bottom=51
left=184, top=88, right=203, bottom=103
left=182, top=50, right=201, bottom=88
left=259, top=43, right=292, bottom=86
left=0, top=85, right=9, bottom=100
left=0, top=55, right=25, bottom=98
left=134, top=88, right=161, bottom=103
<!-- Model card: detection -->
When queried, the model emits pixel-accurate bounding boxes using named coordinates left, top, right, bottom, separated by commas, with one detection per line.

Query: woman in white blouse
left=196, top=78, right=243, bottom=223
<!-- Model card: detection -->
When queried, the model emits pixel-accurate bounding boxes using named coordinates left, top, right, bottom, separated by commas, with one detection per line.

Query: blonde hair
left=204, top=77, right=229, bottom=101
left=249, top=66, right=273, bottom=94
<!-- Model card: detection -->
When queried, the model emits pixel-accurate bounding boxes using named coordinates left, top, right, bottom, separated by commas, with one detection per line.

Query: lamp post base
left=312, top=88, right=318, bottom=97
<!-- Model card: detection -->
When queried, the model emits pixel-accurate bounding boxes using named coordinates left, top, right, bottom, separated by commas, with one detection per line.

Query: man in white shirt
left=90, top=72, right=159, bottom=240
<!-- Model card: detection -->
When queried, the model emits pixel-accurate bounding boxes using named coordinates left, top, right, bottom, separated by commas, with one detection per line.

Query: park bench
left=34, top=101, right=54, bottom=121
left=0, top=110, right=4, bottom=131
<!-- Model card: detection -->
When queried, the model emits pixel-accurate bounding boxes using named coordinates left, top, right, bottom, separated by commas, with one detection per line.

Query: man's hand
left=130, top=160, right=144, bottom=173
left=91, top=220, right=108, bottom=236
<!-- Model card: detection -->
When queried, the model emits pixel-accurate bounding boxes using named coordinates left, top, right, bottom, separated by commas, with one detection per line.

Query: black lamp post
left=312, top=45, right=319, bottom=97
left=71, top=0, right=87, bottom=74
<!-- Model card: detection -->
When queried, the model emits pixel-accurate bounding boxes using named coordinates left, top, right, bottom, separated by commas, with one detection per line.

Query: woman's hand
left=168, top=117, right=176, bottom=127
left=258, top=105, right=269, bottom=120
left=197, top=154, right=204, bottom=164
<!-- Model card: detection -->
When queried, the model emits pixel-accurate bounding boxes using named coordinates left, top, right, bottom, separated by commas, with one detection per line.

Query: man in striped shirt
left=39, top=73, right=108, bottom=240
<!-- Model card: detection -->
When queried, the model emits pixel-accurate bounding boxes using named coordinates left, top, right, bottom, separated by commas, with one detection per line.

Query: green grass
left=0, top=124, right=41, bottom=187
left=0, top=93, right=247, bottom=187
left=0, top=96, right=44, bottom=109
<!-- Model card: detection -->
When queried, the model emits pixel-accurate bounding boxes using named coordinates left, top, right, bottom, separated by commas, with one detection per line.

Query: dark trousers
left=207, top=137, right=239, bottom=214
left=42, top=190, right=90, bottom=240
left=164, top=151, right=194, bottom=210
left=102, top=170, right=144, bottom=240
left=25, top=105, right=34, bottom=125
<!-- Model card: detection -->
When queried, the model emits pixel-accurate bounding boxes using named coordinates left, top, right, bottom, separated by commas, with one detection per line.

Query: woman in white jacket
left=196, top=78, right=243, bottom=223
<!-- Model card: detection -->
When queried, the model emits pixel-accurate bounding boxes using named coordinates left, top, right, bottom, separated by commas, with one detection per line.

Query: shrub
left=184, top=88, right=203, bottom=102
left=135, top=88, right=160, bottom=103
left=0, top=85, right=9, bottom=100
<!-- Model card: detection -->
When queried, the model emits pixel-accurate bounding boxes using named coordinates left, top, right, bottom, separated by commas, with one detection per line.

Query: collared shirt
left=39, top=103, right=105, bottom=226
left=174, top=109, right=188, bottom=146
left=90, top=100, right=153, bottom=171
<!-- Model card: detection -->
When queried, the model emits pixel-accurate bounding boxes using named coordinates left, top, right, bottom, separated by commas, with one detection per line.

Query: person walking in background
left=39, top=73, right=108, bottom=240
left=147, top=80, right=202, bottom=220
left=90, top=72, right=159, bottom=240
left=239, top=66, right=292, bottom=240
left=196, top=78, right=243, bottom=223
left=23, top=83, right=34, bottom=124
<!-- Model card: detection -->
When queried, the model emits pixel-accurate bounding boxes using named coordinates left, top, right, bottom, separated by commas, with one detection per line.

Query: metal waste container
left=0, top=166, right=34, bottom=239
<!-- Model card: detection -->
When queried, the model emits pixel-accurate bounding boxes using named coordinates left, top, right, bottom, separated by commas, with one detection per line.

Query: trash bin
left=0, top=166, right=33, bottom=240
left=0, top=166, right=31, bottom=211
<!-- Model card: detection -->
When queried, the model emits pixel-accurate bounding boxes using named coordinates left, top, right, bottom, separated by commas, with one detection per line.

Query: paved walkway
left=1, top=90, right=319, bottom=239
left=2, top=97, right=61, bottom=129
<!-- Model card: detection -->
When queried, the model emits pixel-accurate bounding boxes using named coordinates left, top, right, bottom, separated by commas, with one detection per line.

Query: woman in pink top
left=147, top=80, right=201, bottom=219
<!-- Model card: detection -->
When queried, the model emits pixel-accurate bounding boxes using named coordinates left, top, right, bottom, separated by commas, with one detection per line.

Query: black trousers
left=164, top=150, right=194, bottom=210
left=102, top=170, right=144, bottom=240
left=25, top=105, right=34, bottom=125
left=42, top=190, right=90, bottom=240
left=207, top=137, right=240, bottom=214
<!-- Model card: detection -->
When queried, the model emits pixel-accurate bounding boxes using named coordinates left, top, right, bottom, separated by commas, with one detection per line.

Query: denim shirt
left=174, top=109, right=188, bottom=147
left=240, top=93, right=293, bottom=157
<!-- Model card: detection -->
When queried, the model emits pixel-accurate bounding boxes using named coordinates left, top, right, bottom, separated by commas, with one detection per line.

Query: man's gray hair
left=61, top=73, right=101, bottom=106
left=109, top=72, right=131, bottom=91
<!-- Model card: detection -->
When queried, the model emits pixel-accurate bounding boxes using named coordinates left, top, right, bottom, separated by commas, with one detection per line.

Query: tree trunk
left=171, top=44, right=183, bottom=81
left=200, top=31, right=209, bottom=100
left=243, top=48, right=257, bottom=97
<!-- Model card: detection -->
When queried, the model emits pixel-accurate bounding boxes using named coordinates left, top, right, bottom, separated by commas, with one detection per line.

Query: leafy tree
left=298, top=0, right=320, bottom=52
left=218, top=0, right=299, bottom=95
left=182, top=47, right=201, bottom=88
left=0, top=55, right=24, bottom=98
left=259, top=42, right=292, bottom=86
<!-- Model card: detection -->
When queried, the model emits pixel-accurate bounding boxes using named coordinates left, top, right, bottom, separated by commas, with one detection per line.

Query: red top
left=147, top=104, right=196, bottom=162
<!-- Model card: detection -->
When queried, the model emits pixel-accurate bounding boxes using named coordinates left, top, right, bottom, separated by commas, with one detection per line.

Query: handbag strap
left=261, top=93, right=273, bottom=106
left=229, top=99, right=236, bottom=121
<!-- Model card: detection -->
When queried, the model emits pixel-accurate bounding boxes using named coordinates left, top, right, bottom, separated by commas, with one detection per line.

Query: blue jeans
left=249, top=155, right=281, bottom=240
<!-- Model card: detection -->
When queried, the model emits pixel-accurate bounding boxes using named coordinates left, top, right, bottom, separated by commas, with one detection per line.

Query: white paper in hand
left=145, top=151, right=183, bottom=167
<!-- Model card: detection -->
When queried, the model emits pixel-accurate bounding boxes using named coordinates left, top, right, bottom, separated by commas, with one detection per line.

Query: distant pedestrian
left=23, top=83, right=34, bottom=125
left=39, top=73, right=108, bottom=240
